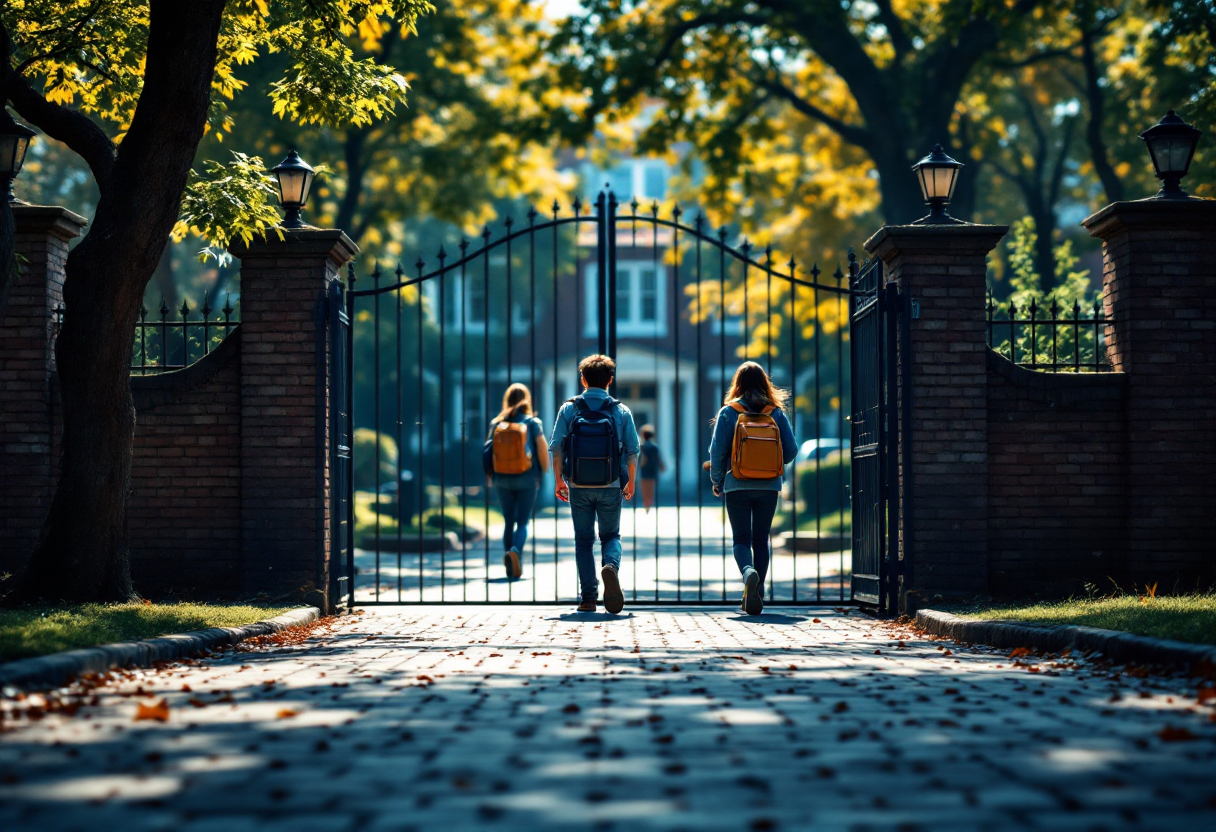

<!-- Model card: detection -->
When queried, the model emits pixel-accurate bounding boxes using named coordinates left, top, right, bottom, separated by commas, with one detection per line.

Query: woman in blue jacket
left=708, top=361, right=797, bottom=615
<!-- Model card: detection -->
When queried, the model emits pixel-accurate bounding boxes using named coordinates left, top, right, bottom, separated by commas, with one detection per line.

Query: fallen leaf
left=563, top=703, right=581, bottom=714
left=180, top=685, right=192, bottom=693
left=134, top=698, right=170, bottom=723
left=1197, top=688, right=1216, bottom=705
left=1009, top=647, right=1032, bottom=659
left=812, top=619, right=821, bottom=624
left=833, top=702, right=849, bottom=713
left=187, top=698, right=208, bottom=709
left=276, top=709, right=299, bottom=719
left=1157, top=725, right=1199, bottom=743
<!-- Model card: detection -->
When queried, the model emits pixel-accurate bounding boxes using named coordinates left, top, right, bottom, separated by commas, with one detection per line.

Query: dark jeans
left=497, top=482, right=537, bottom=553
left=725, top=490, right=779, bottom=588
left=569, top=486, right=622, bottom=600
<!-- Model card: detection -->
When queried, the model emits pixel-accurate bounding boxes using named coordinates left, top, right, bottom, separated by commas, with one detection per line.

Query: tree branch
left=1078, top=11, right=1123, bottom=202
left=873, top=0, right=915, bottom=60
left=5, top=70, right=117, bottom=188
left=755, top=77, right=873, bottom=149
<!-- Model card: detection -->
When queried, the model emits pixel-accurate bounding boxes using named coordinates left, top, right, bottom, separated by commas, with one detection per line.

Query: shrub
left=353, top=428, right=398, bottom=491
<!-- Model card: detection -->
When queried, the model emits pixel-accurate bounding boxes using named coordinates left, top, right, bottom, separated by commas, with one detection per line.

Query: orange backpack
left=492, top=421, right=532, bottom=475
left=729, top=402, right=784, bottom=480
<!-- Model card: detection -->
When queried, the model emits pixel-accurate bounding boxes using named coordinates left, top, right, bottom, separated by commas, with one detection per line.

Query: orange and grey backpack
left=491, top=420, right=533, bottom=475
left=729, top=402, right=784, bottom=480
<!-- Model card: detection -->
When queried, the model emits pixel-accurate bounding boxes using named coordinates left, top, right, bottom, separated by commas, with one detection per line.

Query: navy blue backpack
left=563, top=397, right=622, bottom=487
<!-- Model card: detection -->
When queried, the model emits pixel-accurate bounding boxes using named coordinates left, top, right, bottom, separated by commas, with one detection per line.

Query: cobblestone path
left=3, top=607, right=1215, bottom=831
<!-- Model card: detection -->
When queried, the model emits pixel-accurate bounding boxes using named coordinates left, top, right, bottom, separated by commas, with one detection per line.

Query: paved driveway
left=2, top=607, right=1214, bottom=831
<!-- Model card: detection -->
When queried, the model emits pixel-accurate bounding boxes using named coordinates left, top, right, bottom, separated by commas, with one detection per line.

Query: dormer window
left=585, top=159, right=670, bottom=201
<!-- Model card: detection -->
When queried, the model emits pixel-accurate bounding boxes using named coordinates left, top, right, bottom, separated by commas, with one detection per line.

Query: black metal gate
left=338, top=190, right=860, bottom=605
left=848, top=257, right=902, bottom=616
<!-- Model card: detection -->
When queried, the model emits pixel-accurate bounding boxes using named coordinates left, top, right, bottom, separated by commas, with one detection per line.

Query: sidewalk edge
left=915, top=609, right=1216, bottom=671
left=0, top=607, right=321, bottom=693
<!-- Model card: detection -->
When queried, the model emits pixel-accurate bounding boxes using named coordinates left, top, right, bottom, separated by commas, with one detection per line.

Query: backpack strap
left=730, top=401, right=775, bottom=416
left=573, top=398, right=591, bottom=413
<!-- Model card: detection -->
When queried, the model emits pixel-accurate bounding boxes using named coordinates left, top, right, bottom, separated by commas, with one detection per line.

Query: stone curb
left=916, top=609, right=1216, bottom=672
left=0, top=607, right=320, bottom=693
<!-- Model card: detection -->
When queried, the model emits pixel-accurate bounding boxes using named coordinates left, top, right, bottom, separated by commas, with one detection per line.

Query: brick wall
left=1085, top=200, right=1216, bottom=588
left=865, top=225, right=1008, bottom=600
left=0, top=207, right=84, bottom=577
left=126, top=332, right=242, bottom=594
left=986, top=352, right=1128, bottom=594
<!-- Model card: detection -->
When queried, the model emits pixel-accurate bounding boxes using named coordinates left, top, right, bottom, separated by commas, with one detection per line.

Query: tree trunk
left=11, top=0, right=226, bottom=603
left=1030, top=208, right=1057, bottom=296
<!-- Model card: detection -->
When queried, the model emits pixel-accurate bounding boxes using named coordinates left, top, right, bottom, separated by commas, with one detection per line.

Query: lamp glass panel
left=931, top=166, right=957, bottom=200
left=13, top=136, right=29, bottom=173
left=0, top=135, right=18, bottom=174
left=278, top=169, right=308, bottom=205
left=915, top=166, right=930, bottom=201
left=298, top=169, right=314, bottom=206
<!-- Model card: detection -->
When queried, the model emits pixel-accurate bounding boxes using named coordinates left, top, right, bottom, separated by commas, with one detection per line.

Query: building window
left=584, top=159, right=669, bottom=201
left=585, top=261, right=667, bottom=337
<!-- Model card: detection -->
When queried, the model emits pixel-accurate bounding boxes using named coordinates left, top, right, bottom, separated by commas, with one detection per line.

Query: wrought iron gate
left=338, top=190, right=861, bottom=606
left=848, top=257, right=902, bottom=616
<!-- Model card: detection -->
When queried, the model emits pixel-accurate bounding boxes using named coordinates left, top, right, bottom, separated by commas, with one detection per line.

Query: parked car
left=796, top=438, right=850, bottom=462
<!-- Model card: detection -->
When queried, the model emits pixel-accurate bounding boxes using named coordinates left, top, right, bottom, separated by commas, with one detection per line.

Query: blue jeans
left=569, top=486, right=622, bottom=600
left=497, top=482, right=537, bottom=553
left=725, top=490, right=779, bottom=587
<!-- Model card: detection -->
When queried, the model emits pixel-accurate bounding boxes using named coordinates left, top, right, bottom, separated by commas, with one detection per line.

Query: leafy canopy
left=4, top=0, right=433, bottom=245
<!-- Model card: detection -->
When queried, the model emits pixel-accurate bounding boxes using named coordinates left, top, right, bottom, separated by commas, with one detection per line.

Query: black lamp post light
left=271, top=149, right=316, bottom=228
left=911, top=143, right=964, bottom=225
left=0, top=110, right=36, bottom=204
left=1140, top=110, right=1202, bottom=199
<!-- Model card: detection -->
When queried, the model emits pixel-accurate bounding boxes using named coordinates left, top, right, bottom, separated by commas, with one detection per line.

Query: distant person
left=486, top=383, right=548, bottom=580
left=550, top=355, right=639, bottom=614
left=638, top=424, right=666, bottom=512
left=708, top=361, right=797, bottom=615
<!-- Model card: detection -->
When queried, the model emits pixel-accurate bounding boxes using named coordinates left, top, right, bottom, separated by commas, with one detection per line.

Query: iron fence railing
left=986, top=295, right=1108, bottom=372
left=50, top=293, right=242, bottom=376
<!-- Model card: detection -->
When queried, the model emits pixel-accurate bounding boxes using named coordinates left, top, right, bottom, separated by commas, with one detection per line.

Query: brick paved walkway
left=3, top=607, right=1215, bottom=831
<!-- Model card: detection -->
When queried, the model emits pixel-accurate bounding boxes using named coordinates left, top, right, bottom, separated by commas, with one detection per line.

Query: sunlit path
left=352, top=505, right=850, bottom=605
left=4, top=608, right=1214, bottom=831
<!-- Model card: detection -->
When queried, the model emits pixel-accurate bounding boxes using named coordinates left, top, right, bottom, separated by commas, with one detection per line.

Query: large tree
left=542, top=0, right=1056, bottom=225
left=2, top=0, right=430, bottom=602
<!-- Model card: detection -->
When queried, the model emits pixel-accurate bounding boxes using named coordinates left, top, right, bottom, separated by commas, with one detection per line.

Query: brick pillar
left=864, top=224, right=1007, bottom=608
left=229, top=229, right=358, bottom=608
left=0, top=206, right=87, bottom=574
left=1083, top=199, right=1216, bottom=586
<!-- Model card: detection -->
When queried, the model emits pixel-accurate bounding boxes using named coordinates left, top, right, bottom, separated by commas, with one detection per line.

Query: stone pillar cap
left=11, top=204, right=89, bottom=241
left=228, top=227, right=359, bottom=268
left=1083, top=197, right=1216, bottom=238
left=864, top=223, right=1008, bottom=256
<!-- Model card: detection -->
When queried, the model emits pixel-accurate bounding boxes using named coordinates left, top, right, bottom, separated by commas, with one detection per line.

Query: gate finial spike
left=481, top=224, right=492, bottom=241
left=160, top=298, right=170, bottom=317
left=810, top=262, right=820, bottom=279
left=527, top=205, right=538, bottom=224
left=718, top=226, right=728, bottom=242
left=551, top=198, right=560, bottom=218
left=671, top=204, right=682, bottom=221
left=372, top=261, right=382, bottom=280
left=414, top=256, right=425, bottom=275
left=202, top=290, right=212, bottom=318
left=572, top=196, right=582, bottom=216
left=787, top=255, right=797, bottom=272
left=764, top=243, right=772, bottom=263
left=694, top=212, right=704, bottom=231
left=437, top=244, right=447, bottom=262
left=459, top=237, right=470, bottom=254
left=180, top=299, right=191, bottom=319
left=833, top=264, right=844, bottom=281
left=504, top=215, right=514, bottom=230
left=223, top=293, right=234, bottom=317
left=650, top=200, right=659, bottom=218
left=395, top=262, right=405, bottom=279
left=630, top=197, right=639, bottom=215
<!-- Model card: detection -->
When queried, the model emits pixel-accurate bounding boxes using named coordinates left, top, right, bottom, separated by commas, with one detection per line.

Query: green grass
left=963, top=594, right=1216, bottom=647
left=354, top=490, right=501, bottom=540
left=0, top=602, right=291, bottom=662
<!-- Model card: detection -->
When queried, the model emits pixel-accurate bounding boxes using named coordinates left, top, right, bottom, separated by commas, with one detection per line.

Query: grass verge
left=0, top=603, right=291, bottom=662
left=962, top=594, right=1216, bottom=647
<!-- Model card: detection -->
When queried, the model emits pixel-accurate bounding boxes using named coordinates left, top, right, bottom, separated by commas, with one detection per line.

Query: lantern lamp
left=271, top=149, right=316, bottom=228
left=1139, top=110, right=1202, bottom=199
left=0, top=111, right=36, bottom=204
left=911, top=144, right=964, bottom=225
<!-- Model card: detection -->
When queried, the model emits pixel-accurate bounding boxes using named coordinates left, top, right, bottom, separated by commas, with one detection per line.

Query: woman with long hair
left=487, top=382, right=548, bottom=579
left=707, top=361, right=797, bottom=614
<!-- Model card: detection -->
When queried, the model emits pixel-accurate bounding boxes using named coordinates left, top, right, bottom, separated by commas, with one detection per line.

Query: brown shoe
left=601, top=564, right=624, bottom=614
left=504, top=548, right=522, bottom=580
left=577, top=598, right=597, bottom=612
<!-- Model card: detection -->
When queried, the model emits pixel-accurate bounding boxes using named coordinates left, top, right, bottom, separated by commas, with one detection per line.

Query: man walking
left=551, top=355, right=639, bottom=614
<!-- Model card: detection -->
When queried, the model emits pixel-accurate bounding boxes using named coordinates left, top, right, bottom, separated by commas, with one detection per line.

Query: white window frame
left=584, top=261, right=668, bottom=338
left=583, top=159, right=669, bottom=202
